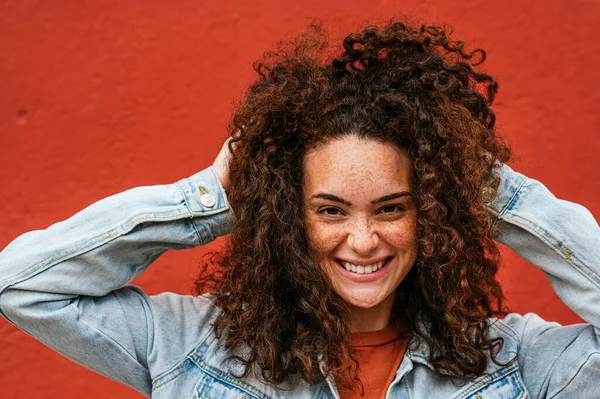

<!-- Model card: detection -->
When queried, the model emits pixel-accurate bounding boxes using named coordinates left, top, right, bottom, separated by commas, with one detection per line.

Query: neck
left=348, top=292, right=395, bottom=332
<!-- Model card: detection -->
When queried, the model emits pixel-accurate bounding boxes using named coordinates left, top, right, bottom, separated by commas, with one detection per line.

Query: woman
left=0, top=19, right=599, bottom=398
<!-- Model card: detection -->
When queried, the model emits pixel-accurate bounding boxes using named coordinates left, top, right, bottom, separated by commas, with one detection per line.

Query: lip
left=335, top=257, right=393, bottom=283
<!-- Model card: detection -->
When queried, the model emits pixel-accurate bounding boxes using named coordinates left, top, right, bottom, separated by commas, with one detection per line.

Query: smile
left=335, top=257, right=393, bottom=281
left=340, top=259, right=385, bottom=274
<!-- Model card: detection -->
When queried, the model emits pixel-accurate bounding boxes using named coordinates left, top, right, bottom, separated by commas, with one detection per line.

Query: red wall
left=1, top=1, right=599, bottom=397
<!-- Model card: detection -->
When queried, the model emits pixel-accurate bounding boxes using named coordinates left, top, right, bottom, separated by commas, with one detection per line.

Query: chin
left=342, top=290, right=389, bottom=309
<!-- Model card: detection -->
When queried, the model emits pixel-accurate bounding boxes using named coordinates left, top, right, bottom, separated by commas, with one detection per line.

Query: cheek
left=305, top=221, right=344, bottom=259
left=382, top=217, right=418, bottom=250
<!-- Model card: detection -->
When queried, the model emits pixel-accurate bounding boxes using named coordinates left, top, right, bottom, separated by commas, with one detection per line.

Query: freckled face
left=302, top=135, right=418, bottom=309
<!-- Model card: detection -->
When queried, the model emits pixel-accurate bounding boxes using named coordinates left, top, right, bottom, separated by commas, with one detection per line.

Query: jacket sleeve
left=486, top=163, right=600, bottom=399
left=0, top=166, right=233, bottom=398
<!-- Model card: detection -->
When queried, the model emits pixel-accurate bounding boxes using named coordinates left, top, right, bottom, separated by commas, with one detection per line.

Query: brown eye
left=378, top=205, right=403, bottom=214
left=319, top=207, right=343, bottom=216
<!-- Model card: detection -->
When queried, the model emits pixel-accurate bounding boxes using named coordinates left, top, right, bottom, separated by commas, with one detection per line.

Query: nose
left=346, top=219, right=379, bottom=255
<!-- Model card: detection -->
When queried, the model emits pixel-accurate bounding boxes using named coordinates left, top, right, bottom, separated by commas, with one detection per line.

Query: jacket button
left=200, top=193, right=216, bottom=208
left=481, top=177, right=500, bottom=203
left=481, top=186, right=496, bottom=203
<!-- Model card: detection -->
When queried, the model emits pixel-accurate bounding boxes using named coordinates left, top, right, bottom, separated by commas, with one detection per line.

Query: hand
left=212, top=137, right=233, bottom=192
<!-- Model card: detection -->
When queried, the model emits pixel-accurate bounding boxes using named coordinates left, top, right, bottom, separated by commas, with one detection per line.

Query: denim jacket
left=1, top=164, right=599, bottom=399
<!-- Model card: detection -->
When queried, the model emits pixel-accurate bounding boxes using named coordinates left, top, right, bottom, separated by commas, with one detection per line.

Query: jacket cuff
left=176, top=166, right=233, bottom=242
left=484, top=163, right=529, bottom=220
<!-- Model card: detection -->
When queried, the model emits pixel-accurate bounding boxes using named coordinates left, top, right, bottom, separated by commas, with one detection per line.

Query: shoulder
left=148, top=292, right=315, bottom=398
left=491, top=312, right=600, bottom=398
left=144, top=291, right=223, bottom=378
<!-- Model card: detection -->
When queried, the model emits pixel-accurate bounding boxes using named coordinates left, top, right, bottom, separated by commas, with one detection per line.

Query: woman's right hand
left=212, top=138, right=233, bottom=192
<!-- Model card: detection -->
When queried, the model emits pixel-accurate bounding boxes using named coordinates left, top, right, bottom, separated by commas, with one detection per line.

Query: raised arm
left=0, top=166, right=232, bottom=397
left=486, top=163, right=600, bottom=398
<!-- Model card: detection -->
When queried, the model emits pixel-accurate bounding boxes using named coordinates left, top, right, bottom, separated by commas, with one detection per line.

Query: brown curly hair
left=194, top=16, right=512, bottom=390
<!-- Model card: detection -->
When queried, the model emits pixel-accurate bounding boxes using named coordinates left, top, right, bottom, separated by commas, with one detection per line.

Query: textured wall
left=1, top=1, right=599, bottom=397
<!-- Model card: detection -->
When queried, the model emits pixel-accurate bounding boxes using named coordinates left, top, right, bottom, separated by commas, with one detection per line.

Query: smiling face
left=303, top=135, right=418, bottom=320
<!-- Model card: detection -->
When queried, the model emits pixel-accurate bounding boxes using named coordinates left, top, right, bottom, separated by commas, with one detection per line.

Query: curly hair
left=194, top=16, right=512, bottom=390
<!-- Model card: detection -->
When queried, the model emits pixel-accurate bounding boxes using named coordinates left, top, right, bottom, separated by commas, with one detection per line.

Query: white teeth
left=340, top=259, right=387, bottom=274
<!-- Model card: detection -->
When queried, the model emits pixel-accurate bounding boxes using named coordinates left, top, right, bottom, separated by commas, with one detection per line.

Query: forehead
left=302, top=135, right=413, bottom=196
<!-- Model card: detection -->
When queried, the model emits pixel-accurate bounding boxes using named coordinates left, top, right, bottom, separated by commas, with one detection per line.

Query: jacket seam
left=492, top=175, right=529, bottom=222
left=452, top=363, right=521, bottom=399
left=0, top=210, right=191, bottom=296
left=117, top=286, right=153, bottom=370
left=152, top=358, right=196, bottom=390
left=174, top=176, right=231, bottom=217
left=173, top=182, right=204, bottom=244
left=174, top=180, right=194, bottom=216
left=504, top=211, right=600, bottom=288
left=192, top=360, right=268, bottom=399
left=64, top=309, right=152, bottom=396
left=152, top=323, right=216, bottom=389
left=489, top=317, right=521, bottom=343
left=547, top=352, right=600, bottom=398
left=207, top=166, right=230, bottom=208
left=534, top=326, right=597, bottom=399
left=408, top=318, right=522, bottom=369
left=76, top=310, right=147, bottom=370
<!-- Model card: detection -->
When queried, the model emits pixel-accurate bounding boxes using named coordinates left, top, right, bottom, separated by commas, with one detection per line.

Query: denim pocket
left=194, top=370, right=261, bottom=399
left=464, top=369, right=528, bottom=399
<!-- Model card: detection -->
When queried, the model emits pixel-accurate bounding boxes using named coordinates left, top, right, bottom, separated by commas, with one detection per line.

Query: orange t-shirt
left=336, top=320, right=409, bottom=399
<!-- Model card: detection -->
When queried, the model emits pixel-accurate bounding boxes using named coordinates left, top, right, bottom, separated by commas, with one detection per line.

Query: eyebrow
left=310, top=191, right=412, bottom=206
left=371, top=192, right=413, bottom=204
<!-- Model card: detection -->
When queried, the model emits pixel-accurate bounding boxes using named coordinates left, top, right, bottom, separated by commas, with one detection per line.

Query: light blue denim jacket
left=1, top=164, right=599, bottom=398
